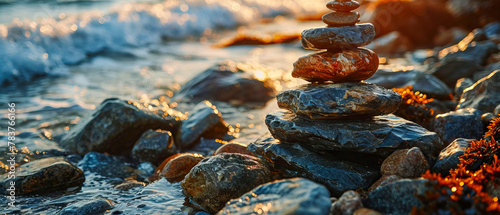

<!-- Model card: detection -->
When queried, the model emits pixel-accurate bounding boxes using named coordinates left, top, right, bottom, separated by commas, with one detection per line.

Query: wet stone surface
left=132, top=129, right=177, bottom=165
left=432, top=138, right=474, bottom=176
left=434, top=108, right=484, bottom=144
left=458, top=70, right=500, bottom=113
left=301, top=24, right=375, bottom=49
left=57, top=198, right=114, bottom=215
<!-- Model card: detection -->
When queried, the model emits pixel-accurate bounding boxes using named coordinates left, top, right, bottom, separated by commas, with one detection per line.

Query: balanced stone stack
left=249, top=0, right=445, bottom=197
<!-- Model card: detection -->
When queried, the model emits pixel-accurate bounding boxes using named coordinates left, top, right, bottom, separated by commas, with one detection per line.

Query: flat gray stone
left=301, top=24, right=375, bottom=49
left=458, top=70, right=500, bottom=113
left=277, top=82, right=401, bottom=119
left=265, top=111, right=444, bottom=160
left=431, top=138, right=474, bottom=176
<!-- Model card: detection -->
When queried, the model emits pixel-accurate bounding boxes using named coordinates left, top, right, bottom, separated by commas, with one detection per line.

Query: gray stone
left=380, top=147, right=430, bottom=178
left=434, top=108, right=484, bottom=144
left=181, top=153, right=273, bottom=214
left=0, top=157, right=84, bottom=195
left=174, top=61, right=275, bottom=104
left=248, top=136, right=380, bottom=197
left=301, top=24, right=375, bottom=50
left=176, top=101, right=230, bottom=149
left=458, top=70, right=500, bottom=113
left=438, top=40, right=497, bottom=66
left=432, top=138, right=474, bottom=175
left=132, top=129, right=177, bottom=165
left=277, top=83, right=402, bottom=120
left=218, top=178, right=331, bottom=215
left=363, top=179, right=430, bottom=215
left=427, top=58, right=482, bottom=87
left=454, top=78, right=474, bottom=99
left=495, top=104, right=500, bottom=115
left=57, top=198, right=114, bottom=215
left=331, top=191, right=363, bottom=215
left=366, top=69, right=452, bottom=100
left=59, top=98, right=180, bottom=155
left=266, top=111, right=444, bottom=160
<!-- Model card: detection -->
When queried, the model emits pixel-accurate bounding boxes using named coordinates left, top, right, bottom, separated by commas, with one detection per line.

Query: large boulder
left=59, top=98, right=180, bottom=155
left=366, top=69, right=451, bottom=99
left=266, top=111, right=444, bottom=160
left=0, top=157, right=84, bottom=195
left=218, top=178, right=331, bottom=215
left=432, top=138, right=474, bottom=175
left=248, top=136, right=380, bottom=197
left=174, top=61, right=276, bottom=105
left=276, top=82, right=401, bottom=120
left=176, top=101, right=230, bottom=149
left=434, top=108, right=484, bottom=144
left=181, top=153, right=273, bottom=214
left=457, top=70, right=500, bottom=113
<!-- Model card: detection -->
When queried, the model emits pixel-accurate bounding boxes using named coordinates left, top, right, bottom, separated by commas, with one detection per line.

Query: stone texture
left=327, top=0, right=360, bottom=12
left=363, top=179, right=430, bottom=215
left=366, top=68, right=452, bottom=100
left=438, top=40, right=497, bottom=66
left=181, top=153, right=273, bottom=214
left=331, top=191, right=363, bottom=215
left=157, top=153, right=204, bottom=183
left=0, top=157, right=85, bottom=195
left=59, top=98, right=180, bottom=155
left=434, top=108, right=484, bottom=144
left=266, top=111, right=444, bottom=159
left=368, top=175, right=402, bottom=192
left=277, top=82, right=401, bottom=119
left=174, top=61, right=275, bottom=104
left=218, top=178, right=331, bottom=215
left=292, top=48, right=379, bottom=83
left=495, top=105, right=500, bottom=115
left=322, top=11, right=359, bottom=27
left=458, top=70, right=500, bottom=113
left=214, top=143, right=253, bottom=156
left=427, top=58, right=482, bottom=88
left=176, top=101, right=230, bottom=149
left=380, top=147, right=430, bottom=178
left=57, top=198, right=114, bottom=215
left=77, top=152, right=148, bottom=180
left=132, top=129, right=177, bottom=165
left=248, top=136, right=380, bottom=197
left=455, top=78, right=474, bottom=100
left=301, top=24, right=375, bottom=49
left=431, top=138, right=474, bottom=176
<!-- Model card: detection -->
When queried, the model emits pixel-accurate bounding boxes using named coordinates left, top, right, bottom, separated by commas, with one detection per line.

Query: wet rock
left=114, top=180, right=146, bottom=191
left=266, top=111, right=444, bottom=160
left=434, top=108, right=484, bottom=144
left=322, top=11, right=360, bottom=26
left=364, top=31, right=413, bottom=55
left=0, top=157, right=84, bottom=195
left=60, top=98, right=180, bottom=155
left=218, top=178, right=331, bottom=215
left=353, top=208, right=382, bottom=215
left=431, top=138, right=474, bottom=176
left=57, top=198, right=114, bottom=215
left=181, top=153, right=272, bottom=213
left=214, top=143, right=252, bottom=156
left=77, top=152, right=143, bottom=180
left=301, top=24, right=375, bottom=49
left=366, top=69, right=452, bottom=100
left=174, top=61, right=275, bottom=104
left=248, top=136, right=380, bottom=196
left=331, top=191, right=363, bottom=215
left=427, top=58, right=482, bottom=88
left=454, top=78, right=474, bottom=99
left=327, top=0, right=360, bottom=12
left=132, top=129, right=177, bottom=165
left=458, top=70, right=500, bottom=113
left=368, top=175, right=402, bottom=192
left=277, top=82, right=401, bottom=120
left=380, top=147, right=429, bottom=178
left=363, top=179, right=430, bottom=215
left=176, top=101, right=230, bottom=149
left=292, top=48, right=379, bottom=83
left=152, top=153, right=204, bottom=183
left=438, top=39, right=497, bottom=66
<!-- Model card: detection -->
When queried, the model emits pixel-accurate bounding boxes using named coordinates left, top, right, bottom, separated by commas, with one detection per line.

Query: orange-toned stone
left=214, top=143, right=253, bottom=156
left=327, top=0, right=360, bottom=12
left=322, top=11, right=359, bottom=27
left=291, top=48, right=379, bottom=83
left=148, top=153, right=204, bottom=182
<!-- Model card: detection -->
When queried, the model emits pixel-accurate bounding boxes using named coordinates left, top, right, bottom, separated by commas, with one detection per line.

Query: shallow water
left=0, top=0, right=330, bottom=213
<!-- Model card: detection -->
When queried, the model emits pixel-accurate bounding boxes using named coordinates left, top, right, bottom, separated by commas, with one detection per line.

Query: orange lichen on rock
left=485, top=116, right=500, bottom=141
left=392, top=86, right=435, bottom=128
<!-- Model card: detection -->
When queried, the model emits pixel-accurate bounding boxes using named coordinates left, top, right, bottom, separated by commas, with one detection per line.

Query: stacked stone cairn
left=248, top=0, right=445, bottom=197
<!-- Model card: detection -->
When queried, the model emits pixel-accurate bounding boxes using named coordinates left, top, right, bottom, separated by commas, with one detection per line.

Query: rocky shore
left=3, top=0, right=500, bottom=214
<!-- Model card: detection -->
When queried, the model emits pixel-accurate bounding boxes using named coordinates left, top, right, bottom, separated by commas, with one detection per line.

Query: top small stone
left=327, top=0, right=361, bottom=12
